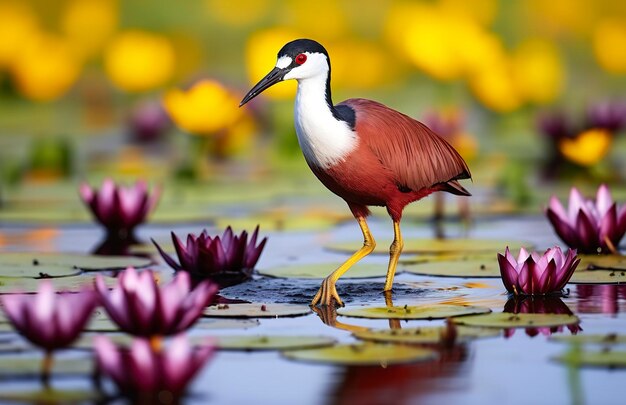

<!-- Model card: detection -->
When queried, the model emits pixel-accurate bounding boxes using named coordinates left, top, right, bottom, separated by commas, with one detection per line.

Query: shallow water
left=0, top=212, right=625, bottom=405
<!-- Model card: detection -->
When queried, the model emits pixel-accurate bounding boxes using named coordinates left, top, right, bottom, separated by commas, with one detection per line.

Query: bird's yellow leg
left=311, top=216, right=375, bottom=307
left=384, top=220, right=403, bottom=292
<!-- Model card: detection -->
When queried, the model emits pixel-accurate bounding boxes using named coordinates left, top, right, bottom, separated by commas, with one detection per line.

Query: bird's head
left=240, top=38, right=329, bottom=107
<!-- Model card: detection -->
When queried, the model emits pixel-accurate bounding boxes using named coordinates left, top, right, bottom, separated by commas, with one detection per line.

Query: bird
left=240, top=39, right=471, bottom=307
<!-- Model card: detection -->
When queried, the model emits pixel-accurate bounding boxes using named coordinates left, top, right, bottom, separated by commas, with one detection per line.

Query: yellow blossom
left=204, top=0, right=271, bottom=27
left=278, top=0, right=348, bottom=41
left=11, top=33, right=82, bottom=102
left=163, top=80, right=242, bottom=135
left=0, top=2, right=39, bottom=68
left=61, top=0, right=118, bottom=59
left=104, top=30, right=175, bottom=92
left=511, top=38, right=565, bottom=104
left=330, top=40, right=393, bottom=89
left=559, top=129, right=612, bottom=167
left=245, top=27, right=299, bottom=100
left=593, top=18, right=626, bottom=74
left=468, top=61, right=523, bottom=113
left=439, top=0, right=498, bottom=26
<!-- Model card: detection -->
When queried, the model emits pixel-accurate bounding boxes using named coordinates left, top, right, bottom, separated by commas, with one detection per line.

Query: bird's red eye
left=295, top=53, right=307, bottom=65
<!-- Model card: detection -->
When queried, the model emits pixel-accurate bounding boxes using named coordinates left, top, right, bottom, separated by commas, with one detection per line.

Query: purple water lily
left=1, top=281, right=98, bottom=351
left=546, top=185, right=626, bottom=254
left=95, top=267, right=217, bottom=337
left=153, top=226, right=267, bottom=288
left=498, top=246, right=580, bottom=296
left=94, top=334, right=214, bottom=398
left=80, top=178, right=160, bottom=236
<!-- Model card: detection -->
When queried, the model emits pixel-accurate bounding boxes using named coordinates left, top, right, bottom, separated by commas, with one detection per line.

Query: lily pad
left=259, top=263, right=388, bottom=279
left=452, top=313, right=580, bottom=329
left=0, top=389, right=101, bottom=403
left=570, top=269, right=626, bottom=284
left=0, top=263, right=81, bottom=279
left=0, top=275, right=112, bottom=294
left=0, top=252, right=151, bottom=271
left=325, top=238, right=532, bottom=255
left=554, top=349, right=626, bottom=368
left=0, top=357, right=93, bottom=378
left=283, top=343, right=437, bottom=366
left=405, top=259, right=501, bottom=278
left=337, top=304, right=491, bottom=320
left=353, top=325, right=500, bottom=344
left=578, top=254, right=626, bottom=270
left=549, top=333, right=626, bottom=345
left=192, top=335, right=337, bottom=351
left=204, top=303, right=312, bottom=318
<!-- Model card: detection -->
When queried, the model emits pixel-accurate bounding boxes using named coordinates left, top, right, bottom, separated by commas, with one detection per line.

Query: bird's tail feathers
left=439, top=180, right=471, bottom=196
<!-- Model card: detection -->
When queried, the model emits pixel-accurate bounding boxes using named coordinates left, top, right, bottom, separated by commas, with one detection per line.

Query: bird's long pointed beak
left=240, top=67, right=286, bottom=107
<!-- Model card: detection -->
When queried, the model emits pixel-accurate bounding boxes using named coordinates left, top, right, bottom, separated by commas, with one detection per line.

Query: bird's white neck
left=293, top=73, right=357, bottom=169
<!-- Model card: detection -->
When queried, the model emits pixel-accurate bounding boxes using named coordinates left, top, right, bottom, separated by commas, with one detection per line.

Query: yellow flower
left=61, top=0, right=118, bottom=59
left=11, top=33, right=82, bottom=102
left=163, top=80, right=241, bottom=135
left=330, top=40, right=394, bottom=89
left=204, top=0, right=270, bottom=27
left=0, top=2, right=39, bottom=68
left=559, top=129, right=612, bottom=167
left=593, top=18, right=626, bottom=74
left=439, top=0, right=498, bottom=26
left=511, top=38, right=565, bottom=104
left=245, top=27, right=298, bottom=100
left=468, top=61, right=523, bottom=112
left=104, top=30, right=175, bottom=92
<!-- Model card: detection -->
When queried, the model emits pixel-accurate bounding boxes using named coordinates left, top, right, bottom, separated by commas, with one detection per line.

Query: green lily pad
left=204, top=303, right=312, bottom=318
left=578, top=254, right=626, bottom=270
left=337, top=304, right=491, bottom=320
left=0, top=252, right=151, bottom=271
left=0, top=274, right=111, bottom=294
left=549, top=334, right=626, bottom=345
left=0, top=263, right=81, bottom=279
left=0, top=389, right=101, bottom=403
left=216, top=210, right=350, bottom=232
left=0, top=356, right=93, bottom=378
left=452, top=313, right=580, bottom=329
left=570, top=269, right=626, bottom=284
left=405, top=258, right=501, bottom=278
left=554, top=349, right=626, bottom=368
left=353, top=325, right=500, bottom=344
left=191, top=335, right=337, bottom=351
left=283, top=343, right=437, bottom=366
left=325, top=238, right=532, bottom=255
left=259, top=263, right=388, bottom=279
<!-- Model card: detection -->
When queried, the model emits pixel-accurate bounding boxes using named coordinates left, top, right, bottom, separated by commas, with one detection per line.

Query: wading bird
left=240, top=39, right=471, bottom=307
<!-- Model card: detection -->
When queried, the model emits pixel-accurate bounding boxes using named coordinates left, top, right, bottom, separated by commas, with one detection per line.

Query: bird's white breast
left=293, top=74, right=357, bottom=169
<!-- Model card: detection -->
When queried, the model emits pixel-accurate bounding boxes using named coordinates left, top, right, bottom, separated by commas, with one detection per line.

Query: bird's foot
left=311, top=277, right=344, bottom=307
left=311, top=305, right=338, bottom=327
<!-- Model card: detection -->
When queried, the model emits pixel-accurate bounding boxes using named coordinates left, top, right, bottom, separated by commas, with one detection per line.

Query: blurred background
left=0, top=0, right=625, bottom=211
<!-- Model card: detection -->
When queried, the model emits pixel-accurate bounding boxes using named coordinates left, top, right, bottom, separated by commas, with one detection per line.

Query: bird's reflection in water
left=576, top=285, right=626, bottom=315
left=503, top=296, right=582, bottom=337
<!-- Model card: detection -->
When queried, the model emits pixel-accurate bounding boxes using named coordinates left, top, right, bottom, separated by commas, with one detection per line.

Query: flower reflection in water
left=576, top=285, right=626, bottom=315
left=503, top=296, right=582, bottom=338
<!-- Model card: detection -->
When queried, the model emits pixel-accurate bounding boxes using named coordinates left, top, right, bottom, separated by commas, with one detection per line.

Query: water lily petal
left=94, top=336, right=127, bottom=388
left=498, top=253, right=518, bottom=293
left=547, top=209, right=580, bottom=248
left=576, top=210, right=600, bottom=253
left=596, top=184, right=614, bottom=217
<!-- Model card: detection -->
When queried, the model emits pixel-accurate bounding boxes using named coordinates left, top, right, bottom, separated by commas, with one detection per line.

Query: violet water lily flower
left=94, top=334, right=214, bottom=398
left=497, top=246, right=580, bottom=296
left=153, top=226, right=267, bottom=287
left=80, top=178, right=160, bottom=236
left=0, top=281, right=98, bottom=351
left=95, top=267, right=217, bottom=337
left=546, top=184, right=626, bottom=254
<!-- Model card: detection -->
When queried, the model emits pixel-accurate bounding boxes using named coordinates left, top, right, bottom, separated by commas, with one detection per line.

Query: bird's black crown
left=278, top=39, right=329, bottom=58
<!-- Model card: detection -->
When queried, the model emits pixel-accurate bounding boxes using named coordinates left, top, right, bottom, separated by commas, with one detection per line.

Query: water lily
left=95, top=267, right=217, bottom=337
left=0, top=281, right=98, bottom=383
left=153, top=226, right=267, bottom=288
left=498, top=246, right=580, bottom=295
left=79, top=178, right=160, bottom=237
left=94, top=334, right=214, bottom=398
left=546, top=184, right=626, bottom=254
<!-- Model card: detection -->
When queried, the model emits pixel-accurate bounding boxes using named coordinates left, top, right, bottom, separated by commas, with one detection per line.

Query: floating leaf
left=570, top=269, right=626, bottom=284
left=0, top=357, right=93, bottom=378
left=259, top=263, right=387, bottom=279
left=0, top=275, right=113, bottom=294
left=405, top=259, right=500, bottom=278
left=283, top=343, right=437, bottom=366
left=326, top=238, right=532, bottom=255
left=0, top=263, right=81, bottom=279
left=192, top=335, right=337, bottom=351
left=337, top=304, right=491, bottom=320
left=554, top=349, right=626, bottom=368
left=353, top=325, right=500, bottom=344
left=549, top=333, right=626, bottom=345
left=0, top=252, right=151, bottom=271
left=578, top=254, right=626, bottom=270
left=452, top=313, right=580, bottom=329
left=204, top=303, right=312, bottom=318
left=0, top=389, right=101, bottom=403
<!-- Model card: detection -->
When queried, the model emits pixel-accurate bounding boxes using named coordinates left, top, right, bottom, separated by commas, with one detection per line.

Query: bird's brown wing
left=340, top=98, right=471, bottom=192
